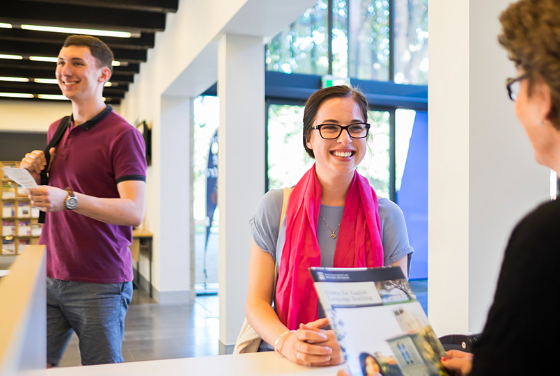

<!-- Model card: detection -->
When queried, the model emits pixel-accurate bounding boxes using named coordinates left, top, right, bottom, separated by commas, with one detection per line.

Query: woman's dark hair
left=499, top=0, right=560, bottom=128
left=63, top=35, right=114, bottom=75
left=359, top=352, right=384, bottom=376
left=303, top=85, right=369, bottom=158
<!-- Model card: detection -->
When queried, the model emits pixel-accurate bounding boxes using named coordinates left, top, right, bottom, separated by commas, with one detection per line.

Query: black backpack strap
left=38, top=116, right=71, bottom=224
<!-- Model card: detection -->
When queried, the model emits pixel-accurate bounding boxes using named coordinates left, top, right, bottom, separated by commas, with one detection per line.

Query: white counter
left=47, top=352, right=344, bottom=376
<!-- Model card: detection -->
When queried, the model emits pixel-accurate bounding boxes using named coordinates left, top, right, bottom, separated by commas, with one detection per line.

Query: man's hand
left=24, top=186, right=68, bottom=213
left=20, top=147, right=56, bottom=184
left=441, top=350, right=473, bottom=376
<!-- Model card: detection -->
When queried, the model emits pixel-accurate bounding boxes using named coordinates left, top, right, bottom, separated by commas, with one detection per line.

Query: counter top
left=47, top=352, right=344, bottom=376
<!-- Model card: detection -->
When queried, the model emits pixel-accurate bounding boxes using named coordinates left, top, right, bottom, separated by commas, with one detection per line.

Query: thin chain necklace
left=320, top=214, right=341, bottom=239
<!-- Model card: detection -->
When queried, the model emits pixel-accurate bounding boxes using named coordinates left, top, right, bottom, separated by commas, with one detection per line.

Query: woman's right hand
left=278, top=320, right=344, bottom=367
left=279, top=325, right=332, bottom=366
left=440, top=350, right=473, bottom=376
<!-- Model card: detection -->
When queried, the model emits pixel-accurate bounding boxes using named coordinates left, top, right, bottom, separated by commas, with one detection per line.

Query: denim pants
left=46, top=277, right=133, bottom=366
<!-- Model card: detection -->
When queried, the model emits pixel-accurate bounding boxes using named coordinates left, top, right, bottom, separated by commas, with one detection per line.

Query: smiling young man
left=20, top=35, right=147, bottom=367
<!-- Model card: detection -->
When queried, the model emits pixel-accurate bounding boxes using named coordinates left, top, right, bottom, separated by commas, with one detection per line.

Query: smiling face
left=306, top=96, right=367, bottom=181
left=56, top=45, right=109, bottom=103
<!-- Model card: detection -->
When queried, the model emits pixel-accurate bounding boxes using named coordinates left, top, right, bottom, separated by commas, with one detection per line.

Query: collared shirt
left=41, top=107, right=147, bottom=283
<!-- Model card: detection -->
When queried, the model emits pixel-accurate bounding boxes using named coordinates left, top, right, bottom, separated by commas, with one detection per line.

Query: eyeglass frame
left=311, top=122, right=371, bottom=139
left=505, top=73, right=528, bottom=101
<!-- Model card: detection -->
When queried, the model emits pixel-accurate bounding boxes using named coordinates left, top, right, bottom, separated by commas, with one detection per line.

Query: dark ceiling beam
left=0, top=60, right=140, bottom=75
left=0, top=40, right=147, bottom=63
left=19, top=0, right=179, bottom=13
left=0, top=82, right=126, bottom=98
left=0, top=29, right=155, bottom=50
left=1, top=1, right=166, bottom=33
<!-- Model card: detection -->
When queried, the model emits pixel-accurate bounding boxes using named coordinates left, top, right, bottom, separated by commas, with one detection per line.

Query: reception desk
left=47, top=352, right=344, bottom=376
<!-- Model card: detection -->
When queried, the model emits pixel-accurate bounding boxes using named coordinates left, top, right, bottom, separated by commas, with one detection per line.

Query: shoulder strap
left=43, top=116, right=71, bottom=178
left=279, top=187, right=294, bottom=233
left=273, top=187, right=294, bottom=292
left=38, top=116, right=71, bottom=224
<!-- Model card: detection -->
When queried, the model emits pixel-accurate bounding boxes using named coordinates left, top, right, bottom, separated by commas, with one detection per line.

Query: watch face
left=65, top=196, right=78, bottom=210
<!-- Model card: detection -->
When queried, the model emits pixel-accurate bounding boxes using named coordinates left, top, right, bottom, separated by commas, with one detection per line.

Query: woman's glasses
left=505, top=73, right=528, bottom=101
left=312, top=122, right=370, bottom=139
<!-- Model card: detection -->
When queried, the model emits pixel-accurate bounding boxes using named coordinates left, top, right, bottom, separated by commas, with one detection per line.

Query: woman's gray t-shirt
left=249, top=189, right=414, bottom=269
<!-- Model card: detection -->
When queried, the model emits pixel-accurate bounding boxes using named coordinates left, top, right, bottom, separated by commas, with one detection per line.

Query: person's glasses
left=312, top=122, right=371, bottom=139
left=505, top=73, right=528, bottom=101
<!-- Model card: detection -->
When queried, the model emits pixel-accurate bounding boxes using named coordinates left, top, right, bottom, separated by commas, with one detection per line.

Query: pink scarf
left=276, top=164, right=384, bottom=330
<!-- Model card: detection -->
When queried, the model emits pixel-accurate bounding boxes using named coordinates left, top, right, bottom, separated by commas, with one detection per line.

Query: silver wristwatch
left=64, top=187, right=78, bottom=210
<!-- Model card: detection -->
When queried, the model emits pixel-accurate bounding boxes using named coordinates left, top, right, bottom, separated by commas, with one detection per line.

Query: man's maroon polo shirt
left=40, top=106, right=147, bottom=283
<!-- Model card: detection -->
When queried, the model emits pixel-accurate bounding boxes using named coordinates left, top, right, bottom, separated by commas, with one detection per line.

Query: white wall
left=0, top=100, right=120, bottom=133
left=217, top=33, right=265, bottom=352
left=429, top=0, right=550, bottom=335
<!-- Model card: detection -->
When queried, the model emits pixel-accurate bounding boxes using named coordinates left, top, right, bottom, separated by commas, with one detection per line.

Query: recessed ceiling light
left=0, top=92, right=34, bottom=98
left=0, top=77, right=29, bottom=83
left=0, top=54, right=23, bottom=60
left=29, top=56, right=123, bottom=66
left=33, top=78, right=113, bottom=87
left=37, top=94, right=69, bottom=100
left=29, top=56, right=58, bottom=63
left=0, top=23, right=12, bottom=29
left=34, top=78, right=58, bottom=84
left=21, top=24, right=133, bottom=38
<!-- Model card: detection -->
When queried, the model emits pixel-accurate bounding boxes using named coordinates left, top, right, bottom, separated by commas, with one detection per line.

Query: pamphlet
left=1, top=167, right=38, bottom=189
left=311, top=266, right=449, bottom=376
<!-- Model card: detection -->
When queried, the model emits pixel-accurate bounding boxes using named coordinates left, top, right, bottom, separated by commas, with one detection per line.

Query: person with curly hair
left=441, top=0, right=560, bottom=374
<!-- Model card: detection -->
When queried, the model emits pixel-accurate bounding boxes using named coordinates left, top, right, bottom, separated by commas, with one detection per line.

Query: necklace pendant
left=331, top=232, right=337, bottom=239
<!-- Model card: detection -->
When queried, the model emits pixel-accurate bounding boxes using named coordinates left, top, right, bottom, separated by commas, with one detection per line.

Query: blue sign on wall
left=396, top=111, right=428, bottom=280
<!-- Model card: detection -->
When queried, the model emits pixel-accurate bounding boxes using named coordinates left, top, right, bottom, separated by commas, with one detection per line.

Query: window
left=193, top=96, right=220, bottom=294
left=266, top=0, right=329, bottom=75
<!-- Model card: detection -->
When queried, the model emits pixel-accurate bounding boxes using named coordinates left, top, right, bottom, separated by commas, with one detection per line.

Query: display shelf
left=1, top=161, right=42, bottom=255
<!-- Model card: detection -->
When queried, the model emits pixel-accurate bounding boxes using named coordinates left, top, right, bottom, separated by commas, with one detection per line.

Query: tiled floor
left=58, top=279, right=428, bottom=367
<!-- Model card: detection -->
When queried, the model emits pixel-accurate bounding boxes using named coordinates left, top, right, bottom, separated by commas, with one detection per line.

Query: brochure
left=310, top=266, right=449, bottom=376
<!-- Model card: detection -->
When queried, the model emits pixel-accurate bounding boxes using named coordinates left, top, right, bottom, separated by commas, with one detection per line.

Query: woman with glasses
left=244, top=85, right=413, bottom=366
left=440, top=1, right=560, bottom=374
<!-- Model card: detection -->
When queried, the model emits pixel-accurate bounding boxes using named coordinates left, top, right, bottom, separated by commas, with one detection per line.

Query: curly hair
left=498, top=0, right=560, bottom=128
left=303, top=85, right=369, bottom=158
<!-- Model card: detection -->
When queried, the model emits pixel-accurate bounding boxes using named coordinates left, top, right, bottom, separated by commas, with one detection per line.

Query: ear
left=534, top=78, right=553, bottom=122
left=99, top=66, right=112, bottom=83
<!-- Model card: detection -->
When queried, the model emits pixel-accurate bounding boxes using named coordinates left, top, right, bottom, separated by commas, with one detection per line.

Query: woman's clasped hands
left=277, top=318, right=344, bottom=367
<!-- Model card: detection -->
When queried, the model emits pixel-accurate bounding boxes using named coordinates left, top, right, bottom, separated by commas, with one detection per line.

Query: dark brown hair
left=62, top=35, right=114, bottom=75
left=303, top=85, right=369, bottom=158
left=499, top=0, right=560, bottom=128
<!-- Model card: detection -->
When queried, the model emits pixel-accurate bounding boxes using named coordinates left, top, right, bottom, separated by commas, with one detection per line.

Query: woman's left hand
left=440, top=350, right=473, bottom=375
left=300, top=320, right=345, bottom=365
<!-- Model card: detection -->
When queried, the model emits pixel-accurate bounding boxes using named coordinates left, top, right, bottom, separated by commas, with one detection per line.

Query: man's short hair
left=62, top=35, right=114, bottom=74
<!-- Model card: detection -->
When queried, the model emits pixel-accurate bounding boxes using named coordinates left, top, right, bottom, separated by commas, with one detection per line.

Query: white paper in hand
left=2, top=167, right=39, bottom=189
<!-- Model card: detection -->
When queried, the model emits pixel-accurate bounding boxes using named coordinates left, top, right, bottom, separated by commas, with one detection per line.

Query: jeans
left=46, top=277, right=133, bottom=366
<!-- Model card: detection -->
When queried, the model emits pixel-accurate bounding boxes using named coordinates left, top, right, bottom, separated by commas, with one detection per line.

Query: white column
left=429, top=0, right=551, bottom=335
left=217, top=33, right=265, bottom=354
left=157, top=95, right=193, bottom=303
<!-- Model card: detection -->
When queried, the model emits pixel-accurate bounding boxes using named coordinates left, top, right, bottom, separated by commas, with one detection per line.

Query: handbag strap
left=273, top=187, right=293, bottom=295
left=38, top=116, right=71, bottom=224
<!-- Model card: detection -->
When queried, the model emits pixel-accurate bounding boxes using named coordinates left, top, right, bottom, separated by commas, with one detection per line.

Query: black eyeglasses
left=505, top=73, right=528, bottom=101
left=312, top=122, right=371, bottom=139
